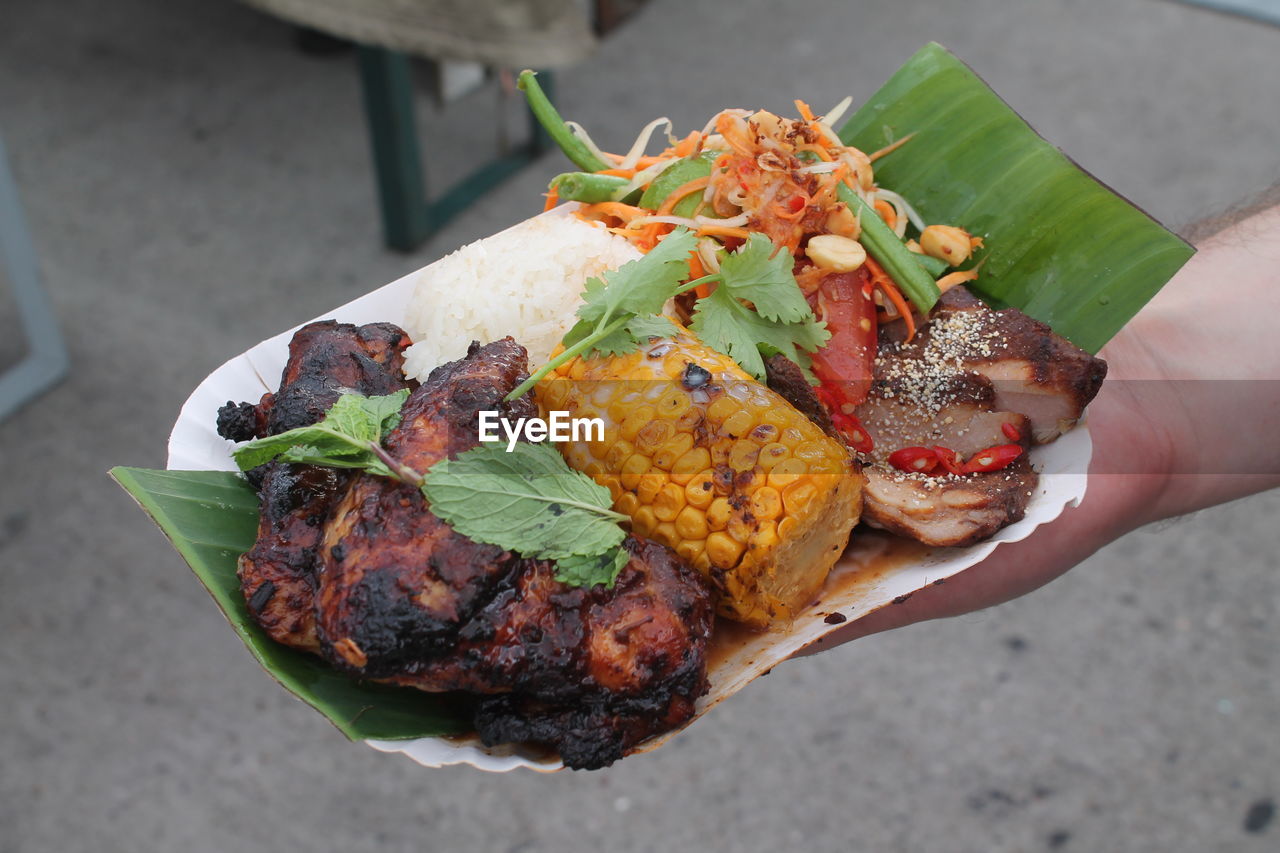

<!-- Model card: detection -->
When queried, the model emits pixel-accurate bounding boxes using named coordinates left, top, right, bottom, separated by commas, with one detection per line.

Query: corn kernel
left=793, top=440, right=833, bottom=461
left=619, top=452, right=652, bottom=490
left=653, top=521, right=679, bottom=547
left=615, top=492, right=640, bottom=517
left=706, top=497, right=732, bottom=531
left=685, top=472, right=716, bottom=508
left=635, top=419, right=674, bottom=454
left=619, top=406, right=656, bottom=442
left=750, top=486, right=783, bottom=521
left=727, top=513, right=755, bottom=544
left=782, top=480, right=818, bottom=513
left=757, top=442, right=791, bottom=472
left=706, top=531, right=746, bottom=568
left=675, top=539, right=706, bottom=566
left=604, top=439, right=635, bottom=471
left=728, top=440, right=761, bottom=472
left=705, top=394, right=740, bottom=424
left=652, top=432, right=694, bottom=471
left=632, top=506, right=657, bottom=538
left=656, top=386, right=692, bottom=419
left=582, top=461, right=605, bottom=481
left=636, top=470, right=667, bottom=505
left=721, top=409, right=756, bottom=439
left=750, top=520, right=780, bottom=552
left=779, top=427, right=806, bottom=448
left=675, top=505, right=709, bottom=541
left=653, top=482, right=686, bottom=522
left=669, top=447, right=712, bottom=485
left=767, top=457, right=809, bottom=490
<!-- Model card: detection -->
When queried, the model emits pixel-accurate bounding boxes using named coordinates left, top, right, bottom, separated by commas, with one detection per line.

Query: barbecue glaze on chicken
left=217, top=320, right=415, bottom=652
left=221, top=329, right=714, bottom=769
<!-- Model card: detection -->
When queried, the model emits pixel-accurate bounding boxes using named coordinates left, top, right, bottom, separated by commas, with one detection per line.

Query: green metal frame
left=357, top=47, right=550, bottom=251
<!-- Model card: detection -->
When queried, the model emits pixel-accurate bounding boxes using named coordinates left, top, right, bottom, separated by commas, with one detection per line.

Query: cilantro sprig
left=230, top=393, right=629, bottom=588
left=504, top=227, right=829, bottom=399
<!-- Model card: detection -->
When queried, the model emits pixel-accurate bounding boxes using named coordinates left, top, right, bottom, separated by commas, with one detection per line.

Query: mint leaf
left=554, top=548, right=629, bottom=589
left=421, top=443, right=628, bottom=576
left=717, top=233, right=814, bottom=323
left=230, top=390, right=410, bottom=472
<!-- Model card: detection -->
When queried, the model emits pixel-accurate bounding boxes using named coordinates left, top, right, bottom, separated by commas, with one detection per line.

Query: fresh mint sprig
left=230, top=392, right=629, bottom=588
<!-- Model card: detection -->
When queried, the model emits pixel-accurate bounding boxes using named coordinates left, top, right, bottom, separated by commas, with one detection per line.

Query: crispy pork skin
left=223, top=320, right=414, bottom=652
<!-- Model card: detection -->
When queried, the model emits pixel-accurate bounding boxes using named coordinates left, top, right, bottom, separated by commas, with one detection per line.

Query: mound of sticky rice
left=402, top=213, right=642, bottom=381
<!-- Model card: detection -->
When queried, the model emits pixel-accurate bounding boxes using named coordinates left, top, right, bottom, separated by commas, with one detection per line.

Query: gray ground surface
left=2, top=1, right=1278, bottom=851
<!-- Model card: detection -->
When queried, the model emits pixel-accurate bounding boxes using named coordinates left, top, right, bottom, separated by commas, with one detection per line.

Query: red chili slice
left=960, top=444, right=1024, bottom=474
left=888, top=446, right=939, bottom=474
left=1001, top=422, right=1023, bottom=442
left=932, top=445, right=964, bottom=476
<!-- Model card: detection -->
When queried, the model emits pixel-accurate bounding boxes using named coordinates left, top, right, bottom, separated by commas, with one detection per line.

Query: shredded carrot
left=794, top=99, right=816, bottom=122
left=686, top=250, right=714, bottom=298
left=936, top=268, right=981, bottom=294
left=869, top=262, right=916, bottom=342
left=874, top=198, right=897, bottom=230
left=868, top=132, right=916, bottom=163
left=656, top=176, right=711, bottom=215
left=669, top=131, right=702, bottom=159
left=576, top=201, right=649, bottom=223
left=543, top=186, right=559, bottom=212
left=596, top=167, right=638, bottom=178
left=796, top=143, right=833, bottom=161
left=695, top=224, right=753, bottom=240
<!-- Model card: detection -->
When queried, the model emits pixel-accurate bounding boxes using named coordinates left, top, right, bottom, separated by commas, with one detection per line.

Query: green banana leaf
left=839, top=43, right=1193, bottom=353
left=110, top=467, right=473, bottom=740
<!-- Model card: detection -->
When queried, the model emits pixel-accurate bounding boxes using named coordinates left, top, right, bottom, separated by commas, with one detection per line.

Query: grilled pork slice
left=855, top=297, right=1048, bottom=547
left=221, top=320, right=414, bottom=652
left=880, top=287, right=1106, bottom=444
left=860, top=456, right=1038, bottom=546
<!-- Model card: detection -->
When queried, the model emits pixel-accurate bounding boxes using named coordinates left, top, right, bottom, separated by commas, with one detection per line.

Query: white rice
left=401, top=212, right=642, bottom=381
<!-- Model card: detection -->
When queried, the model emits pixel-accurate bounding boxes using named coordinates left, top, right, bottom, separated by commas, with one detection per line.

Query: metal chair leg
left=0, top=135, right=68, bottom=422
left=356, top=46, right=552, bottom=252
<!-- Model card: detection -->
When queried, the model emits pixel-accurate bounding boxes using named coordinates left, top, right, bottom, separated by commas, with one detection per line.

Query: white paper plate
left=168, top=212, right=1091, bottom=773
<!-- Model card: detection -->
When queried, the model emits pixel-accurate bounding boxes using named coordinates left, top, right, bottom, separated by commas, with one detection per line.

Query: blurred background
left=2, top=0, right=1278, bottom=850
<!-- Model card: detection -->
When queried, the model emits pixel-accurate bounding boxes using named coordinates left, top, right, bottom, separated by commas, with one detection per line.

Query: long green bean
left=550, top=172, right=632, bottom=203
left=517, top=70, right=610, bottom=173
left=837, top=184, right=940, bottom=313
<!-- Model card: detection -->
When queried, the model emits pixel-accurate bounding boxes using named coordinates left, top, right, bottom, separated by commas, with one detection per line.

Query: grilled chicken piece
left=860, top=456, right=1038, bottom=546
left=386, top=538, right=713, bottom=769
left=217, top=320, right=414, bottom=441
left=219, top=320, right=414, bottom=652
left=317, top=338, right=536, bottom=675
left=764, top=353, right=836, bottom=436
left=880, top=287, right=1106, bottom=444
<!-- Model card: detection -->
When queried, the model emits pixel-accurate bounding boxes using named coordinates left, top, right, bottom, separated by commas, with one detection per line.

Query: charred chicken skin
left=216, top=320, right=415, bottom=652
left=223, top=332, right=714, bottom=769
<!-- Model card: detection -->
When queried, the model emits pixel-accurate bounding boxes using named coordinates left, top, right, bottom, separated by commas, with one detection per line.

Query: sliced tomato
left=808, top=268, right=877, bottom=453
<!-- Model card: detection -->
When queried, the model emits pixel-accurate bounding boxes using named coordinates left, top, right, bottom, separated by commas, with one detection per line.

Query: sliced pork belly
left=860, top=456, right=1038, bottom=547
left=881, top=287, right=1106, bottom=444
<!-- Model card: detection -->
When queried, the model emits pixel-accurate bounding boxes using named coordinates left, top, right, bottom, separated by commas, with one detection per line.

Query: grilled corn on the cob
left=537, top=326, right=862, bottom=626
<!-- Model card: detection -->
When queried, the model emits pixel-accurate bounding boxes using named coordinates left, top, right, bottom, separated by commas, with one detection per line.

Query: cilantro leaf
left=691, top=249, right=829, bottom=381
left=625, top=313, right=679, bottom=343
left=575, top=228, right=698, bottom=327
left=421, top=442, right=627, bottom=571
left=230, top=389, right=410, bottom=472
left=554, top=548, right=629, bottom=589
left=717, top=233, right=814, bottom=323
